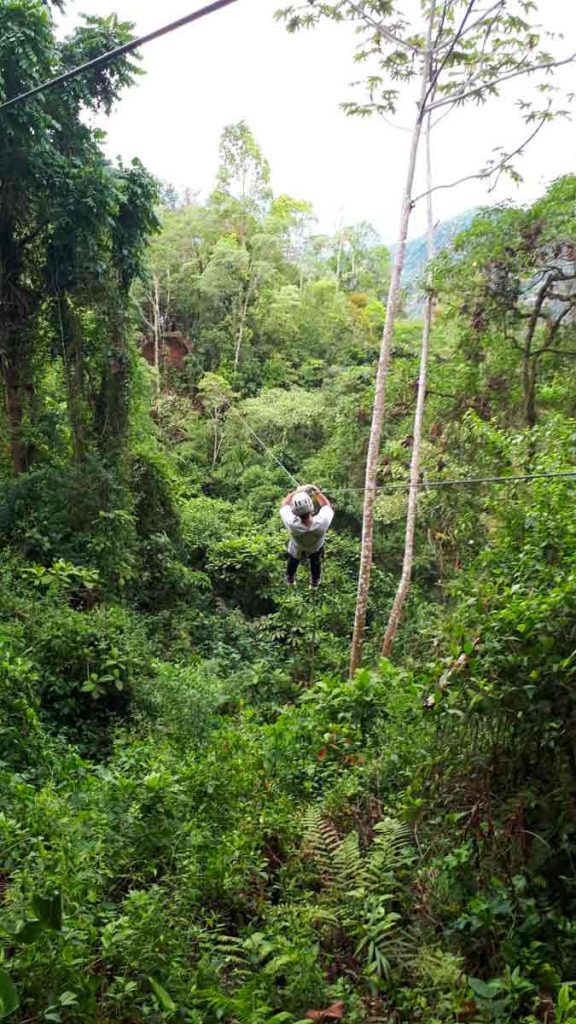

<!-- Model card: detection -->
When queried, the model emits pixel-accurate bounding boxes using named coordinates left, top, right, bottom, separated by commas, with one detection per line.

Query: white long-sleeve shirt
left=280, top=504, right=334, bottom=558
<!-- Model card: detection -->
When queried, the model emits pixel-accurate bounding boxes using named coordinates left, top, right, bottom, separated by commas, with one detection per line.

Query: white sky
left=57, top=0, right=576, bottom=241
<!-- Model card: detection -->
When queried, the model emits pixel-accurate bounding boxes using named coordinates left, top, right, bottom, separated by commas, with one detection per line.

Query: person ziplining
left=280, top=485, right=334, bottom=589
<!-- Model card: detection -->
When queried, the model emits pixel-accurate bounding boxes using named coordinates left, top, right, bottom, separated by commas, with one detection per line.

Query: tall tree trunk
left=523, top=353, right=537, bottom=429
left=521, top=279, right=549, bottom=431
left=152, top=272, right=162, bottom=394
left=0, top=237, right=32, bottom=474
left=3, top=353, right=26, bottom=475
left=349, top=8, right=436, bottom=677
left=524, top=354, right=538, bottom=466
left=336, top=222, right=344, bottom=287
left=381, top=109, right=436, bottom=659
left=59, top=296, right=87, bottom=465
left=212, top=410, right=220, bottom=468
left=95, top=310, right=131, bottom=464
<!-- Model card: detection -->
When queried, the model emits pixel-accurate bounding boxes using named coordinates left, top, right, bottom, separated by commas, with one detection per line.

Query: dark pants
left=287, top=548, right=324, bottom=585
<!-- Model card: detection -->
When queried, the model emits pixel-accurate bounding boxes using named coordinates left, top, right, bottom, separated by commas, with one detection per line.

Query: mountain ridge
left=390, top=209, right=477, bottom=314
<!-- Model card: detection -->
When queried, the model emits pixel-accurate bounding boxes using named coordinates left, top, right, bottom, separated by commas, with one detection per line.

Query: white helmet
left=291, top=490, right=314, bottom=518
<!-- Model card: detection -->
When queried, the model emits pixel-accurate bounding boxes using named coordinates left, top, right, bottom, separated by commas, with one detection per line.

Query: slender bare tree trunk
left=336, top=221, right=344, bottom=287
left=381, top=109, right=436, bottom=658
left=349, top=8, right=436, bottom=677
left=152, top=272, right=162, bottom=394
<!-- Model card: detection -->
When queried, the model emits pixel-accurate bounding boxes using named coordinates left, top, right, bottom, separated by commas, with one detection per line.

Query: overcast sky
left=57, top=0, right=576, bottom=241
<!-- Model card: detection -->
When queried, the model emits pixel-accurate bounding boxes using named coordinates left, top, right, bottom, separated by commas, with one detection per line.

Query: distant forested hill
left=391, top=209, right=477, bottom=314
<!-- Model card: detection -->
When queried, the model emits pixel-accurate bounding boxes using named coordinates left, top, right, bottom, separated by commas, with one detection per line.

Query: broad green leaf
left=468, top=976, right=504, bottom=1000
left=14, top=920, right=43, bottom=945
left=148, top=977, right=177, bottom=1012
left=0, top=969, right=19, bottom=1018
left=32, top=893, right=63, bottom=931
left=58, top=992, right=78, bottom=1006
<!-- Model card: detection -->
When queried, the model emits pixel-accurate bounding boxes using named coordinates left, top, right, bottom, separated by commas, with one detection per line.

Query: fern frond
left=197, top=988, right=238, bottom=1015
left=372, top=818, right=412, bottom=858
left=301, top=806, right=342, bottom=887
left=366, top=818, right=412, bottom=893
left=332, top=830, right=367, bottom=894
left=305, top=905, right=340, bottom=929
left=201, top=932, right=246, bottom=955
left=301, top=805, right=324, bottom=840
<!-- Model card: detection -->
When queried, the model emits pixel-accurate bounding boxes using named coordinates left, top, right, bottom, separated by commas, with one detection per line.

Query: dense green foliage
left=2, top=4, right=576, bottom=1022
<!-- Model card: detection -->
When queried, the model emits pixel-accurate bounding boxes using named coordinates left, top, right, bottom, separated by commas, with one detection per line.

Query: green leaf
left=468, top=976, right=504, bottom=1000
left=0, top=968, right=19, bottom=1018
left=14, top=919, right=43, bottom=945
left=58, top=992, right=78, bottom=1006
left=148, top=977, right=177, bottom=1012
left=32, top=893, right=63, bottom=931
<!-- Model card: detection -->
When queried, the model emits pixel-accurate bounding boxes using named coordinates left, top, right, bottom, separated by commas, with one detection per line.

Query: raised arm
left=311, top=485, right=332, bottom=508
left=281, top=490, right=296, bottom=507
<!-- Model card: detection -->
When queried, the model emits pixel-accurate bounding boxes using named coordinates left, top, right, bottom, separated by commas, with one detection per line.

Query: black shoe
left=285, top=575, right=296, bottom=586
left=310, top=579, right=320, bottom=590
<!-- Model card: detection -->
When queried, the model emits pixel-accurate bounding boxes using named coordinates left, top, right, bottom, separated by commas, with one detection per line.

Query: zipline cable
left=0, top=0, right=238, bottom=113
left=221, top=398, right=301, bottom=488
left=217, top=392, right=576, bottom=494
left=334, top=470, right=576, bottom=493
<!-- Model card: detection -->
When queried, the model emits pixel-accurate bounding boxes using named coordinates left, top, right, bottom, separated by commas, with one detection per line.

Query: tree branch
left=425, top=51, right=576, bottom=113
left=536, top=348, right=576, bottom=357
left=434, top=0, right=504, bottom=51
left=424, top=0, right=477, bottom=110
left=507, top=334, right=523, bottom=352
left=538, top=266, right=576, bottom=282
left=412, top=111, right=548, bottom=204
left=525, top=277, right=554, bottom=356
left=536, top=304, right=576, bottom=353
left=432, top=1, right=449, bottom=51
left=343, top=0, right=422, bottom=55
left=133, top=297, right=156, bottom=334
left=19, top=218, right=50, bottom=248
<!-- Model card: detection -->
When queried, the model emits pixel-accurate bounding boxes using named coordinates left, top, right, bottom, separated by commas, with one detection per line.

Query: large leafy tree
left=140, top=124, right=374, bottom=386
left=0, top=0, right=157, bottom=473
left=139, top=125, right=389, bottom=394
left=331, top=220, right=390, bottom=296
left=436, top=175, right=576, bottom=431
